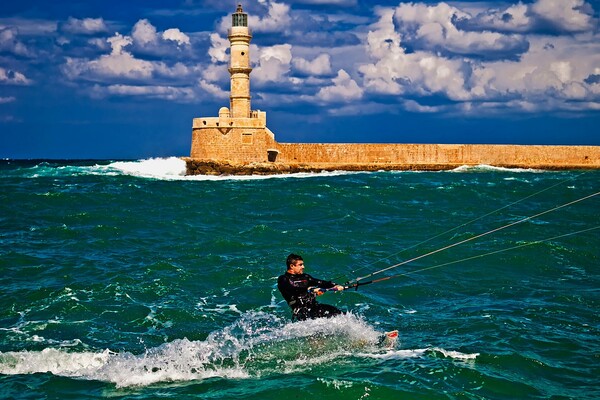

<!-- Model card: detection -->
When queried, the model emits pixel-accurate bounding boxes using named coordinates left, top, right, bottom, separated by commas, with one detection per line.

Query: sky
left=1, top=0, right=599, bottom=159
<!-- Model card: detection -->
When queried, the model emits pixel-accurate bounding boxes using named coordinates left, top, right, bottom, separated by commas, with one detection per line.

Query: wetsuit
left=277, top=272, right=342, bottom=321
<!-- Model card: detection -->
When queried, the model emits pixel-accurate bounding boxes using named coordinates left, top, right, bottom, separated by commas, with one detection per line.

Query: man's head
left=286, top=253, right=304, bottom=274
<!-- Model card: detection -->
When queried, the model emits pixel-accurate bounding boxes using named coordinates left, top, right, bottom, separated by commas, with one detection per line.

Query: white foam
left=357, top=348, right=428, bottom=360
left=433, top=347, right=480, bottom=360
left=25, top=158, right=550, bottom=181
left=0, top=312, right=385, bottom=386
left=102, top=158, right=367, bottom=181
left=106, top=157, right=187, bottom=179
left=450, top=164, right=545, bottom=173
left=0, top=312, right=477, bottom=387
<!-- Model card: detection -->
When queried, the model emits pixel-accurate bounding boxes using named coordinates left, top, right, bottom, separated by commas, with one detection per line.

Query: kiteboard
left=380, top=330, right=399, bottom=348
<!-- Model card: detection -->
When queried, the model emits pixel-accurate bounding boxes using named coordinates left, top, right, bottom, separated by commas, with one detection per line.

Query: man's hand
left=309, top=287, right=325, bottom=296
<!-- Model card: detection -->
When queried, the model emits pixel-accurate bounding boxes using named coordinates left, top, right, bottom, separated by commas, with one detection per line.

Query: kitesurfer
left=277, top=253, right=345, bottom=321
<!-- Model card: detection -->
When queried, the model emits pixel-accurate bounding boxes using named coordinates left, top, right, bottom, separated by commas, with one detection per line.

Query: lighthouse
left=229, top=4, right=252, bottom=118
left=190, top=4, right=277, bottom=163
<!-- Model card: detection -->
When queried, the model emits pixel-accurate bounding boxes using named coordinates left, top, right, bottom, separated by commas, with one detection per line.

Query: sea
left=0, top=158, right=598, bottom=400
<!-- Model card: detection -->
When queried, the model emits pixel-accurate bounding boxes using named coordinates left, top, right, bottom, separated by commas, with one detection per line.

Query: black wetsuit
left=277, top=272, right=342, bottom=321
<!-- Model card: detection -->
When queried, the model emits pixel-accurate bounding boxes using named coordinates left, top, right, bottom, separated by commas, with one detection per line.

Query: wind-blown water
left=1, top=158, right=598, bottom=399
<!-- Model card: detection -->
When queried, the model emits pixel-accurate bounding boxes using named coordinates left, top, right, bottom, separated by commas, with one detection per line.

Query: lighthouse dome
left=219, top=107, right=230, bottom=117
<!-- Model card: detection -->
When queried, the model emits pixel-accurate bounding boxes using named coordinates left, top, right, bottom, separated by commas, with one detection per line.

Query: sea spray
left=0, top=312, right=407, bottom=387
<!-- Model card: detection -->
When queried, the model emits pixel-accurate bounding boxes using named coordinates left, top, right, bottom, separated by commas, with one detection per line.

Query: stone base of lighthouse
left=190, top=108, right=278, bottom=163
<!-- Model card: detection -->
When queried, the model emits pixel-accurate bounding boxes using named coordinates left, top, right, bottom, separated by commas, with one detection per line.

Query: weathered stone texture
left=274, top=143, right=600, bottom=169
left=186, top=143, right=600, bottom=175
left=190, top=118, right=275, bottom=163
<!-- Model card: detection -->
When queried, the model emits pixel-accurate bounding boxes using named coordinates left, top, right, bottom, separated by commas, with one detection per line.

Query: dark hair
left=286, top=253, right=303, bottom=269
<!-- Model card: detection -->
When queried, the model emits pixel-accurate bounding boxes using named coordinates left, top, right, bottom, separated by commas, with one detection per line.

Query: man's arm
left=307, top=275, right=344, bottom=292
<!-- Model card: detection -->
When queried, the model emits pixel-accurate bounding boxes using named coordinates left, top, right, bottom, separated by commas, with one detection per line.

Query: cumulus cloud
left=253, top=44, right=292, bottom=83
left=208, top=33, right=229, bottom=63
left=63, top=32, right=170, bottom=80
left=531, top=0, right=594, bottom=32
left=461, top=0, right=596, bottom=34
left=394, top=2, right=529, bottom=58
left=293, top=53, right=332, bottom=76
left=0, top=27, right=30, bottom=56
left=130, top=19, right=190, bottom=49
left=50, top=15, right=201, bottom=103
left=461, top=3, right=532, bottom=33
left=317, top=69, right=363, bottom=101
left=5, top=0, right=597, bottom=114
left=162, top=28, right=190, bottom=46
left=201, top=63, right=228, bottom=84
left=61, top=17, right=107, bottom=34
left=251, top=1, right=292, bottom=32
left=61, top=17, right=197, bottom=82
left=132, top=19, right=158, bottom=46
left=357, top=1, right=600, bottom=113
left=469, top=36, right=600, bottom=103
left=198, top=79, right=229, bottom=99
left=0, top=67, right=32, bottom=85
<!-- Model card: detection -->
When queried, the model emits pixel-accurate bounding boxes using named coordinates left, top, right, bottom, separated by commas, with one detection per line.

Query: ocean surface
left=0, top=158, right=598, bottom=399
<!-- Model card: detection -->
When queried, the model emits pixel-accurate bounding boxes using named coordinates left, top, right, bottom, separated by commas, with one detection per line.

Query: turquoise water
left=0, top=158, right=598, bottom=399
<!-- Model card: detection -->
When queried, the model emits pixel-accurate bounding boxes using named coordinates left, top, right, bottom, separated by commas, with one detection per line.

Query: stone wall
left=274, top=143, right=600, bottom=169
left=188, top=117, right=600, bottom=173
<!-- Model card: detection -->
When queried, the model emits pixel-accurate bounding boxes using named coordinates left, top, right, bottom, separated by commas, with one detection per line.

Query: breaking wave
left=0, top=312, right=477, bottom=388
left=9, top=158, right=363, bottom=181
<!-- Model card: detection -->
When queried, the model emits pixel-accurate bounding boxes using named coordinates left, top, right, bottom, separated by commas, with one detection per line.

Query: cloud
left=360, top=8, right=472, bottom=99
left=0, top=67, right=32, bottom=85
left=61, top=17, right=108, bottom=34
left=393, top=2, right=529, bottom=58
left=96, top=84, right=196, bottom=100
left=132, top=19, right=158, bottom=46
left=460, top=3, right=532, bottom=33
left=4, top=0, right=598, bottom=116
left=63, top=33, right=157, bottom=80
left=131, top=19, right=190, bottom=49
left=162, top=28, right=190, bottom=46
left=219, top=1, right=291, bottom=34
left=317, top=69, right=363, bottom=101
left=290, top=0, right=356, bottom=5
left=0, top=96, right=16, bottom=104
left=292, top=53, right=332, bottom=75
left=461, top=0, right=596, bottom=34
left=472, top=35, right=600, bottom=102
left=253, top=1, right=292, bottom=33
left=201, top=63, right=228, bottom=83
left=198, top=79, right=229, bottom=99
left=253, top=44, right=292, bottom=83
left=0, top=27, right=30, bottom=56
left=531, top=0, right=594, bottom=32
left=208, top=33, right=229, bottom=63
left=62, top=18, right=198, bottom=83
left=403, top=100, right=443, bottom=113
left=357, top=1, right=600, bottom=114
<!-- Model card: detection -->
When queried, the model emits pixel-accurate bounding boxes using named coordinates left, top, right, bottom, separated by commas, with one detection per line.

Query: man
left=277, top=253, right=345, bottom=321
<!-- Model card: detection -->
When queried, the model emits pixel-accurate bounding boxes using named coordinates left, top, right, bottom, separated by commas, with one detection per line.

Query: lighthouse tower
left=190, top=4, right=277, bottom=163
left=229, top=4, right=252, bottom=118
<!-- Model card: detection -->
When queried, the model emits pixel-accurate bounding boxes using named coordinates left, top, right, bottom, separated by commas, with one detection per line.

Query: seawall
left=185, top=143, right=600, bottom=175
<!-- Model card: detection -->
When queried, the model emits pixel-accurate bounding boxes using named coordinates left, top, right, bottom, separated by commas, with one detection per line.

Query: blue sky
left=1, top=0, right=599, bottom=159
